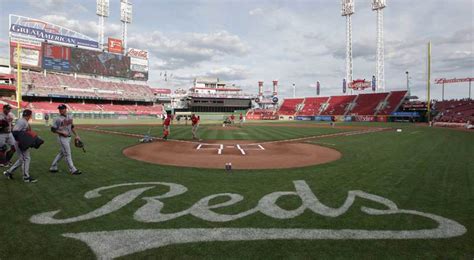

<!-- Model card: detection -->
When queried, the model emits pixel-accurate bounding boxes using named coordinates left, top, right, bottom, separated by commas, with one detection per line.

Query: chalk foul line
left=78, top=126, right=389, bottom=146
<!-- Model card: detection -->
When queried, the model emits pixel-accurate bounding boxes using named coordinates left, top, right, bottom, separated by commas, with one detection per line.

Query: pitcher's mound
left=123, top=140, right=341, bottom=169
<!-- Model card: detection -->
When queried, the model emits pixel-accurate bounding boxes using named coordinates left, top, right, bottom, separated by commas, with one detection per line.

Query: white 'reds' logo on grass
left=30, top=181, right=466, bottom=259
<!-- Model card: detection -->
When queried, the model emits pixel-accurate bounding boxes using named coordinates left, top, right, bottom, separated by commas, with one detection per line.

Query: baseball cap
left=57, top=104, right=67, bottom=109
left=22, top=109, right=32, bottom=117
left=3, top=104, right=12, bottom=110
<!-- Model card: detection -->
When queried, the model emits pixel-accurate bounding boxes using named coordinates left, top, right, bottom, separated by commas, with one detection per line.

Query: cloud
left=27, top=0, right=88, bottom=14
left=249, top=8, right=264, bottom=16
left=204, top=66, right=250, bottom=81
left=168, top=66, right=250, bottom=82
left=332, top=42, right=376, bottom=60
left=128, top=30, right=249, bottom=70
left=186, top=31, right=249, bottom=56
left=27, top=0, right=66, bottom=10
left=40, top=15, right=122, bottom=39
left=384, top=26, right=473, bottom=75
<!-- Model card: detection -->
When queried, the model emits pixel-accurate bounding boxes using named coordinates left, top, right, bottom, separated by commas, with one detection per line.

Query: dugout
left=187, top=97, right=252, bottom=113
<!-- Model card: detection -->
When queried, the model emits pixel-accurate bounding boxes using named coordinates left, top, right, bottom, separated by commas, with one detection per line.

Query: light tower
left=96, top=0, right=109, bottom=50
left=372, top=0, right=386, bottom=91
left=121, top=0, right=133, bottom=51
left=341, top=0, right=354, bottom=87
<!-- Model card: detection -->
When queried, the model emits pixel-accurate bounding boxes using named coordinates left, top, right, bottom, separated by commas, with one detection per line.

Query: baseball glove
left=75, top=138, right=86, bottom=153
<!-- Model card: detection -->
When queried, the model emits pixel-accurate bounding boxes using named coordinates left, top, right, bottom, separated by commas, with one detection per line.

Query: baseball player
left=44, top=113, right=50, bottom=126
left=230, top=114, right=235, bottom=125
left=239, top=113, right=243, bottom=127
left=3, top=109, right=37, bottom=183
left=162, top=113, right=171, bottom=140
left=0, top=104, right=16, bottom=167
left=49, top=104, right=82, bottom=175
left=191, top=113, right=200, bottom=140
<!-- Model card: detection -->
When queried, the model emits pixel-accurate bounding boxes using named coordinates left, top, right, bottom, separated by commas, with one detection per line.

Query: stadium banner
left=246, top=114, right=262, bottom=120
left=342, top=79, right=347, bottom=93
left=355, top=115, right=375, bottom=122
left=130, top=60, right=148, bottom=72
left=344, top=116, right=353, bottom=122
left=10, top=42, right=42, bottom=69
left=108, top=38, right=123, bottom=54
left=371, top=75, right=376, bottom=91
left=314, top=116, right=333, bottom=122
left=127, top=48, right=148, bottom=81
left=390, top=111, right=420, bottom=117
left=152, top=88, right=172, bottom=95
left=349, top=79, right=371, bottom=90
left=71, top=48, right=131, bottom=78
left=10, top=35, right=42, bottom=49
left=42, top=43, right=71, bottom=72
left=127, top=48, right=148, bottom=59
left=130, top=71, right=148, bottom=81
left=295, top=116, right=314, bottom=121
left=10, top=24, right=98, bottom=49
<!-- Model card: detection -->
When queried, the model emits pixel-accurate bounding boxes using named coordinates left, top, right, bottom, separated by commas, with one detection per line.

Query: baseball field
left=0, top=121, right=473, bottom=259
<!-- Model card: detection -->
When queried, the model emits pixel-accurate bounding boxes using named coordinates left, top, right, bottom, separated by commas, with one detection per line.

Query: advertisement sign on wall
left=71, top=48, right=130, bottom=78
left=108, top=38, right=123, bottom=54
left=127, top=48, right=148, bottom=81
left=10, top=41, right=42, bottom=69
left=355, top=115, right=375, bottom=122
left=10, top=36, right=42, bottom=49
left=129, top=57, right=147, bottom=71
left=130, top=71, right=148, bottom=81
left=9, top=15, right=99, bottom=49
left=349, top=79, right=371, bottom=90
left=314, top=116, right=334, bottom=122
left=10, top=24, right=98, bottom=49
left=42, top=43, right=71, bottom=71
left=127, top=48, right=148, bottom=59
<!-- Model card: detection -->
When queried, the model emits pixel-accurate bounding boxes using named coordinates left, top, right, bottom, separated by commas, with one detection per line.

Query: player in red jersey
left=191, top=114, right=200, bottom=140
left=162, top=114, right=171, bottom=140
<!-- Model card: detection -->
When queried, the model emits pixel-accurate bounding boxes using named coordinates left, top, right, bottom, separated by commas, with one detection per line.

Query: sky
left=0, top=0, right=472, bottom=100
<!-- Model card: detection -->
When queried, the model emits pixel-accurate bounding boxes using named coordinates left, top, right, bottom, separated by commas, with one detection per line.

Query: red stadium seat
left=350, top=93, right=389, bottom=115
left=278, top=98, right=304, bottom=116
left=378, top=91, right=408, bottom=115
left=321, top=95, right=356, bottom=115
left=298, top=97, right=329, bottom=116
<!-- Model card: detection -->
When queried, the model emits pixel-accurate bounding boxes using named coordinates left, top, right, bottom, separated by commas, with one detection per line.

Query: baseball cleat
left=3, top=171, right=13, bottom=180
left=23, top=177, right=37, bottom=183
left=49, top=169, right=58, bottom=173
left=72, top=170, right=82, bottom=175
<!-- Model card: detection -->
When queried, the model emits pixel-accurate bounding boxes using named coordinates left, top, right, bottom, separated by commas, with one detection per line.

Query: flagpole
left=16, top=43, right=22, bottom=118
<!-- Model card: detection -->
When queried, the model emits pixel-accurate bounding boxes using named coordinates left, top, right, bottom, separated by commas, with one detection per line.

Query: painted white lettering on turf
left=30, top=181, right=467, bottom=259
left=30, top=182, right=187, bottom=224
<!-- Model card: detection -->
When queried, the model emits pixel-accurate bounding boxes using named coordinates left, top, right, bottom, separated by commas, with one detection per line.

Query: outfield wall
left=295, top=115, right=390, bottom=122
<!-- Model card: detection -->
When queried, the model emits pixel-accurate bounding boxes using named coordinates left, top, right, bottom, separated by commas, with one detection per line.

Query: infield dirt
left=123, top=140, right=341, bottom=169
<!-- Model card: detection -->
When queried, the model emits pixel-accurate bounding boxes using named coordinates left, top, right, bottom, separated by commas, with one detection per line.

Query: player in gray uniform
left=49, top=104, right=82, bottom=175
left=0, top=104, right=16, bottom=166
left=3, top=109, right=37, bottom=183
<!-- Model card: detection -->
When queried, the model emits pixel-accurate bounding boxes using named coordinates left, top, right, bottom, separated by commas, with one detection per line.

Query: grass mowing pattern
left=0, top=122, right=472, bottom=259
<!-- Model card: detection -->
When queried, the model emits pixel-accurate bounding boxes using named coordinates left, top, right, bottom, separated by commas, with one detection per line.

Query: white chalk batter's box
left=196, top=143, right=265, bottom=155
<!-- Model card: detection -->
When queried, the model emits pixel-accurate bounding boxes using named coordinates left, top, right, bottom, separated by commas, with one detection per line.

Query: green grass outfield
left=0, top=122, right=473, bottom=259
